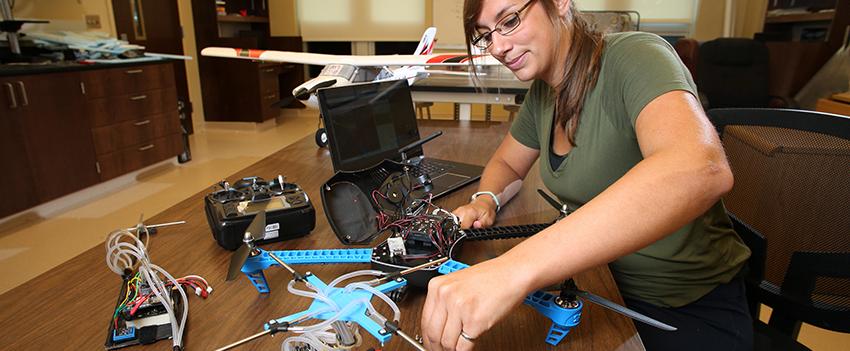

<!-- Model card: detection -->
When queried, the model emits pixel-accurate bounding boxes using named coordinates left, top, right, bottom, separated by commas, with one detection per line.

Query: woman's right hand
left=452, top=197, right=497, bottom=229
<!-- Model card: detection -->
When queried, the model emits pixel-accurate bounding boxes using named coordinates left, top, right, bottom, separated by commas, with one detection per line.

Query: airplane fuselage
left=294, top=64, right=423, bottom=109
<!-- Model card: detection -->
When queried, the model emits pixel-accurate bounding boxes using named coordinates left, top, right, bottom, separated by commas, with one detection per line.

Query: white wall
left=296, top=0, right=428, bottom=41
left=12, top=0, right=116, bottom=36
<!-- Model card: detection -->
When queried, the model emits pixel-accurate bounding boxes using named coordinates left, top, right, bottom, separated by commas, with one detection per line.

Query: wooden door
left=0, top=77, right=38, bottom=217
left=112, top=0, right=194, bottom=133
left=14, top=72, right=101, bottom=203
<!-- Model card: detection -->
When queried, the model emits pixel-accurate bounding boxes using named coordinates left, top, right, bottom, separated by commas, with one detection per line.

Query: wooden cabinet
left=0, top=61, right=182, bottom=218
left=0, top=77, right=38, bottom=216
left=82, top=62, right=182, bottom=181
left=201, top=57, right=283, bottom=122
left=0, top=72, right=100, bottom=208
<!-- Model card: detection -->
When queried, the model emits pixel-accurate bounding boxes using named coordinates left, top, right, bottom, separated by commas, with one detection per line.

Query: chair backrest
left=708, top=108, right=850, bottom=338
left=580, top=11, right=639, bottom=34
left=673, top=38, right=699, bottom=81
left=698, top=38, right=771, bottom=108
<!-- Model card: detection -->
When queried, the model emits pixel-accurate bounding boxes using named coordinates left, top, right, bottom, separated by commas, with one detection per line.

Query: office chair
left=707, top=108, right=850, bottom=350
left=698, top=39, right=792, bottom=109
left=673, top=38, right=699, bottom=81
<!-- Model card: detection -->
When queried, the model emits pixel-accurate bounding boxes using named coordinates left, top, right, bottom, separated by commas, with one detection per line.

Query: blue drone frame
left=236, top=247, right=582, bottom=346
left=221, top=192, right=676, bottom=350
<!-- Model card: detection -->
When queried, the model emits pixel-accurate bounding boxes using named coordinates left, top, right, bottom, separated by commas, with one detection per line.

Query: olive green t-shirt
left=510, top=32, right=750, bottom=308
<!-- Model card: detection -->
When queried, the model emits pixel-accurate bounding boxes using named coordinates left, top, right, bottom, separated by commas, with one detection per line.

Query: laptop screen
left=318, top=79, right=424, bottom=171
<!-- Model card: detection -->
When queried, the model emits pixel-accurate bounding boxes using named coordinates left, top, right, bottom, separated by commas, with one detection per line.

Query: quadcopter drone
left=217, top=185, right=676, bottom=350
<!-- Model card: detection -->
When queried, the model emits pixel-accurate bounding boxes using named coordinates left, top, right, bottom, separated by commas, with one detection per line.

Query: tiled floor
left=0, top=110, right=319, bottom=295
left=0, top=109, right=847, bottom=350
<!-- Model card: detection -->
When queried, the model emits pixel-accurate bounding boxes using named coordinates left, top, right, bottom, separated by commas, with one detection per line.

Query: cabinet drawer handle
left=3, top=82, right=16, bottom=109
left=126, top=69, right=144, bottom=74
left=263, top=68, right=275, bottom=73
left=138, top=144, right=155, bottom=151
left=134, top=119, right=151, bottom=126
left=264, top=94, right=276, bottom=100
left=16, top=81, right=28, bottom=106
left=130, top=95, right=148, bottom=101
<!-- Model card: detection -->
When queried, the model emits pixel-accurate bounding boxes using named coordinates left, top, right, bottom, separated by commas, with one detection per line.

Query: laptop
left=317, top=79, right=483, bottom=199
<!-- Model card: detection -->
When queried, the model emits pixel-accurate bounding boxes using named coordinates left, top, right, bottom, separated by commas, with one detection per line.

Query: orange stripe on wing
left=237, top=49, right=266, bottom=58
left=426, top=54, right=486, bottom=64
left=426, top=55, right=459, bottom=64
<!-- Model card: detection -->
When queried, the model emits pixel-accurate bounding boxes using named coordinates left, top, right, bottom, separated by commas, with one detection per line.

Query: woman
left=420, top=1, right=753, bottom=350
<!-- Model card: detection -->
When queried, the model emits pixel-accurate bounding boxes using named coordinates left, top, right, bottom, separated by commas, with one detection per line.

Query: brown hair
left=463, top=0, right=604, bottom=145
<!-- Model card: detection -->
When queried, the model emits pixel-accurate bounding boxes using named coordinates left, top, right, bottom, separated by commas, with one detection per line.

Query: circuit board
left=104, top=273, right=181, bottom=350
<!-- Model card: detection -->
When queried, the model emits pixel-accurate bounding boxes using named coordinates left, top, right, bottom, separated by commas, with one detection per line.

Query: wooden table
left=816, top=92, right=850, bottom=117
left=411, top=76, right=530, bottom=121
left=0, top=120, right=643, bottom=350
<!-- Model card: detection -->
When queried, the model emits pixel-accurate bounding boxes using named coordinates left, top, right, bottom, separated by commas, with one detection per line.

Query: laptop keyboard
left=415, top=159, right=454, bottom=177
left=367, top=159, right=460, bottom=189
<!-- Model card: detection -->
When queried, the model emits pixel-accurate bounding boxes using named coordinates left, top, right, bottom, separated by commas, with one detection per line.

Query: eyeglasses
left=472, top=0, right=536, bottom=50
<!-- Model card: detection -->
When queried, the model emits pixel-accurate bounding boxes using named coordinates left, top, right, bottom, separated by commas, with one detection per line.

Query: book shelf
left=758, top=0, right=849, bottom=98
left=193, top=0, right=304, bottom=123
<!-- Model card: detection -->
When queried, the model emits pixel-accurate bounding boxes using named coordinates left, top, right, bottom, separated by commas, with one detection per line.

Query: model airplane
left=202, top=27, right=501, bottom=110
left=201, top=27, right=503, bottom=147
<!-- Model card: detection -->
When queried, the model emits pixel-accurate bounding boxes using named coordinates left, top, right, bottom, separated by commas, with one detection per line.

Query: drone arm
left=438, top=260, right=582, bottom=346
left=257, top=248, right=374, bottom=266
left=241, top=248, right=374, bottom=293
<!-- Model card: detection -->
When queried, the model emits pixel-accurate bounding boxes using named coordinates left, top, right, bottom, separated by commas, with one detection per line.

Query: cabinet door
left=15, top=72, right=101, bottom=202
left=0, top=78, right=38, bottom=217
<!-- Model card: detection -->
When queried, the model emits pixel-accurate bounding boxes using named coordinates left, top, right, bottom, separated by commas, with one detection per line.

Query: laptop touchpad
left=430, top=173, right=469, bottom=189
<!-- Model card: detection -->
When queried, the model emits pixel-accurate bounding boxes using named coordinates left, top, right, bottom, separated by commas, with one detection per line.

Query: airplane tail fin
left=413, top=27, right=437, bottom=55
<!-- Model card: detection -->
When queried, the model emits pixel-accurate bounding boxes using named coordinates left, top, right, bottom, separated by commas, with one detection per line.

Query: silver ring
left=460, top=330, right=476, bottom=342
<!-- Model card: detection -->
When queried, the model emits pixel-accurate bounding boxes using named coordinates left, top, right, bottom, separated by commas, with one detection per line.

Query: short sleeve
left=609, top=33, right=697, bottom=127
left=509, top=80, right=545, bottom=150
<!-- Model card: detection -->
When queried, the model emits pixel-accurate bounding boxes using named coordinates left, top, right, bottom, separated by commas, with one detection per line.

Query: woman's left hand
left=420, top=257, right=530, bottom=350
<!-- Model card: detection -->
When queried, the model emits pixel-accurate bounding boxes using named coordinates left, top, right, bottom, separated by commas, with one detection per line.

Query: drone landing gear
left=437, top=260, right=582, bottom=346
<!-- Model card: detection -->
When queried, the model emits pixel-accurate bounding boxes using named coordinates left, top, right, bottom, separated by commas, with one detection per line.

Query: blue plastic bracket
left=524, top=290, right=582, bottom=345
left=265, top=273, right=407, bottom=344
left=242, top=248, right=374, bottom=293
left=438, top=259, right=582, bottom=346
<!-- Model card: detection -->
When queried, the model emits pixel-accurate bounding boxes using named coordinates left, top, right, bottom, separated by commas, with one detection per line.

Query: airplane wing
left=201, top=47, right=503, bottom=66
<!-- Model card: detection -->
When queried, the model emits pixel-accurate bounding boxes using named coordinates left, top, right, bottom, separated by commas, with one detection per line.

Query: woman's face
left=475, top=0, right=563, bottom=83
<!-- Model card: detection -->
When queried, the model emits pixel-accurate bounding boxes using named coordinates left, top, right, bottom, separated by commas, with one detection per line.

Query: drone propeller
left=226, top=211, right=267, bottom=281
left=558, top=279, right=677, bottom=331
